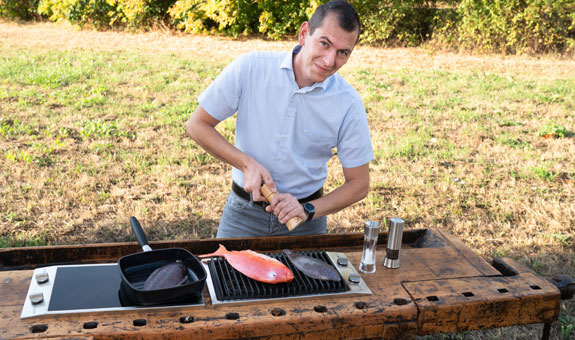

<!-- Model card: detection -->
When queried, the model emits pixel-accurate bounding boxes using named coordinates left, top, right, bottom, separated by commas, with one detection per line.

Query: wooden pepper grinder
left=260, top=184, right=304, bottom=231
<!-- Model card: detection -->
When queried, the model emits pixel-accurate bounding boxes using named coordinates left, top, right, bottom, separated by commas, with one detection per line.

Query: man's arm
left=185, top=105, right=275, bottom=201
left=267, top=163, right=370, bottom=224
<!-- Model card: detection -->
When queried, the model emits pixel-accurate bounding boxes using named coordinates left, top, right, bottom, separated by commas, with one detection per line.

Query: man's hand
left=265, top=192, right=307, bottom=224
left=242, top=158, right=275, bottom=202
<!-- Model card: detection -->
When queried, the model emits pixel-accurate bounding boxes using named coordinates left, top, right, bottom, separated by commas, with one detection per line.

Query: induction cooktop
left=21, top=252, right=372, bottom=319
left=21, top=263, right=205, bottom=319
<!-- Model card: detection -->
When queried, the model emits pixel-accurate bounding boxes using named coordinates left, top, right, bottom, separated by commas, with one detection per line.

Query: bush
left=37, top=0, right=74, bottom=23
left=168, top=0, right=255, bottom=35
left=108, top=0, right=177, bottom=28
left=6, top=0, right=575, bottom=54
left=257, top=0, right=322, bottom=39
left=168, top=0, right=318, bottom=38
left=38, top=0, right=118, bottom=28
left=451, top=0, right=575, bottom=54
left=352, top=0, right=458, bottom=46
left=0, top=0, right=40, bottom=20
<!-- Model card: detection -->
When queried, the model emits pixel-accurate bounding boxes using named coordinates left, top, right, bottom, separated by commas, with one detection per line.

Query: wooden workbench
left=0, top=229, right=561, bottom=339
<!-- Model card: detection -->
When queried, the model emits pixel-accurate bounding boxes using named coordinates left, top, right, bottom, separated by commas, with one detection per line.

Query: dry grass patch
left=0, top=21, right=574, bottom=339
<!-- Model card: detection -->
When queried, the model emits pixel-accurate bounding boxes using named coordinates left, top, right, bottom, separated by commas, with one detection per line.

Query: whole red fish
left=199, top=244, right=294, bottom=284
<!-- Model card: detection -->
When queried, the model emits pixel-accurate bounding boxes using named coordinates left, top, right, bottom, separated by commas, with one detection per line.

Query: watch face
left=304, top=202, right=315, bottom=214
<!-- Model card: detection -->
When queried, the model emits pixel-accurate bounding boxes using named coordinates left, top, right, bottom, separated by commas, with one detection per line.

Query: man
left=186, top=0, right=373, bottom=238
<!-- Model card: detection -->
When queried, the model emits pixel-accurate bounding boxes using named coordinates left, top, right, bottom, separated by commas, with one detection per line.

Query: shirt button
left=282, top=136, right=288, bottom=140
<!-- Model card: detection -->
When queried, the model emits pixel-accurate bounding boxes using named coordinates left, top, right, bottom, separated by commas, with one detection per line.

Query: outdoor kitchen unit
left=20, top=251, right=370, bottom=318
left=1, top=228, right=572, bottom=339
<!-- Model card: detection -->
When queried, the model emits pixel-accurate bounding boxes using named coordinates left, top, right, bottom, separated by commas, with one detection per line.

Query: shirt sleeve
left=336, top=100, right=374, bottom=168
left=197, top=54, right=248, bottom=121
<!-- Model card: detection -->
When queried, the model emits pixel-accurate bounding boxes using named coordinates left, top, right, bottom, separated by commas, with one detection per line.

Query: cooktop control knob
left=35, top=272, right=49, bottom=284
left=29, top=292, right=44, bottom=304
left=348, top=274, right=361, bottom=284
left=337, top=256, right=349, bottom=267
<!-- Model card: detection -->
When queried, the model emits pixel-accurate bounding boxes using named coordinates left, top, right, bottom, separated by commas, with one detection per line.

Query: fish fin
left=246, top=250, right=282, bottom=263
left=198, top=244, right=228, bottom=258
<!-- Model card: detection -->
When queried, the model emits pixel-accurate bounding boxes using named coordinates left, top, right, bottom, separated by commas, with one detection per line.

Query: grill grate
left=208, top=250, right=349, bottom=301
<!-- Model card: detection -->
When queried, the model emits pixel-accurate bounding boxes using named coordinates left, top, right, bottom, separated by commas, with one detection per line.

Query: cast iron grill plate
left=207, top=250, right=349, bottom=301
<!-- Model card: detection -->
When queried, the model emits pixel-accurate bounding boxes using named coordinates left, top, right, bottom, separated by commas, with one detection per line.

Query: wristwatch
left=302, top=202, right=315, bottom=222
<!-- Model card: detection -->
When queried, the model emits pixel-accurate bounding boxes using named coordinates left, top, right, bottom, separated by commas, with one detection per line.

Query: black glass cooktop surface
left=49, top=265, right=123, bottom=311
left=47, top=264, right=201, bottom=311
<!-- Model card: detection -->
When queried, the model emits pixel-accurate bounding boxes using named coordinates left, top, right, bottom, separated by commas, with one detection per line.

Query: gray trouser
left=216, top=190, right=327, bottom=238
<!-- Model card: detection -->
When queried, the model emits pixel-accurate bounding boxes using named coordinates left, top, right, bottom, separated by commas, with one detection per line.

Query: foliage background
left=1, top=0, right=574, bottom=54
left=1, top=20, right=574, bottom=338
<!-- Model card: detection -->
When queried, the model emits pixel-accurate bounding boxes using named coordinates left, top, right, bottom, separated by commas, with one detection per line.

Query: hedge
left=1, top=0, right=574, bottom=54
left=452, top=0, right=575, bottom=54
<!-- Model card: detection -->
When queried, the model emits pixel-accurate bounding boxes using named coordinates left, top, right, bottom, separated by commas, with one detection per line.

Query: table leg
left=541, top=322, right=551, bottom=340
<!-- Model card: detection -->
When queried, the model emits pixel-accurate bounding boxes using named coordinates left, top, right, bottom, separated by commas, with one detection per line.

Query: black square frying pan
left=118, top=217, right=207, bottom=306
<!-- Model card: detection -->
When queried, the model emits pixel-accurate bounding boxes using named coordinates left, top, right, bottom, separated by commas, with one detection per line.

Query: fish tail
left=198, top=244, right=228, bottom=258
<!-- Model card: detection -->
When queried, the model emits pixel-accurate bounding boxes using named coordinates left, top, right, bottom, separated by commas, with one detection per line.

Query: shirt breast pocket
left=301, top=129, right=335, bottom=159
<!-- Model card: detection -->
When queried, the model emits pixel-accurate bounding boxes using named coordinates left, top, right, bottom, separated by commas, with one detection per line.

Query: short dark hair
left=308, top=0, right=361, bottom=41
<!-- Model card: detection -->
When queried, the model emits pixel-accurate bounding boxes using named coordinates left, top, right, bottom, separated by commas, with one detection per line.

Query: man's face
left=294, top=13, right=358, bottom=88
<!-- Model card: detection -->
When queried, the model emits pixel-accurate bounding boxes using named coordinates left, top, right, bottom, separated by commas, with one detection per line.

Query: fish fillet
left=199, top=244, right=294, bottom=284
left=282, top=249, right=341, bottom=281
left=143, top=262, right=188, bottom=290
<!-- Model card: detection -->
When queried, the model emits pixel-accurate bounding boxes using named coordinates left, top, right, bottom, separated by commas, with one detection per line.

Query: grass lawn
left=0, top=21, right=574, bottom=339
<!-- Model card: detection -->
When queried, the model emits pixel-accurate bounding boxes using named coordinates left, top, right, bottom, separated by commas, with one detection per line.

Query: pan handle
left=130, top=216, right=152, bottom=252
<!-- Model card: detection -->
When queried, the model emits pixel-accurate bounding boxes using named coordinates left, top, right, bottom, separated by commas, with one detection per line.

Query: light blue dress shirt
left=198, top=46, right=374, bottom=199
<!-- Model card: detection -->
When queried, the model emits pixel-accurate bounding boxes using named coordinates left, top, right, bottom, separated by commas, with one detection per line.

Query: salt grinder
left=383, top=217, right=404, bottom=269
left=359, top=221, right=380, bottom=274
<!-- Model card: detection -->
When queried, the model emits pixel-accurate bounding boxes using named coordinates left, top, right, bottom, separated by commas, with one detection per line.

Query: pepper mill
left=260, top=184, right=303, bottom=231
left=383, top=217, right=404, bottom=269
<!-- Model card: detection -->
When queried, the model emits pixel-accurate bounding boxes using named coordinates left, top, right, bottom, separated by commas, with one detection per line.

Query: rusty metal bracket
left=546, top=274, right=575, bottom=300
left=541, top=275, right=573, bottom=340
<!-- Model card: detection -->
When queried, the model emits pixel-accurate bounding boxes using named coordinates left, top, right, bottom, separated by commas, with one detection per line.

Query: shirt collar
left=281, top=45, right=329, bottom=91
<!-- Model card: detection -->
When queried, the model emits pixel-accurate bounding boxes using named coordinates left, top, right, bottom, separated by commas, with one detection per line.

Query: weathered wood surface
left=403, top=258, right=560, bottom=334
left=0, top=230, right=429, bottom=270
left=0, top=229, right=561, bottom=339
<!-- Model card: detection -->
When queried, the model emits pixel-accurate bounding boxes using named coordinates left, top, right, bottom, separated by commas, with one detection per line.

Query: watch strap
left=303, top=203, right=315, bottom=222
